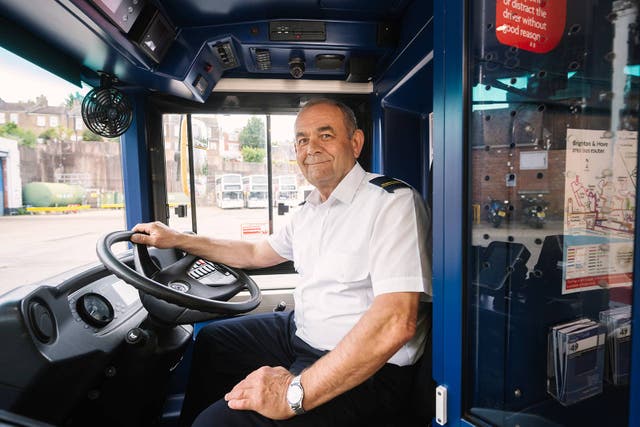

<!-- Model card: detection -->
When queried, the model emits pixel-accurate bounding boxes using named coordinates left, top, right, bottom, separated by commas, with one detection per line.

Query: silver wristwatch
left=286, top=374, right=305, bottom=415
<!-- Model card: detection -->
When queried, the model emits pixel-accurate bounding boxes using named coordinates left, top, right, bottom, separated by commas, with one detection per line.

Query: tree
left=239, top=117, right=265, bottom=149
left=241, top=146, right=265, bottom=163
left=65, top=92, right=84, bottom=108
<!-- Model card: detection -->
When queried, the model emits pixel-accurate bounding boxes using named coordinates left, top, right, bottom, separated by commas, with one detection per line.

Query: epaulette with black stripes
left=369, top=176, right=411, bottom=193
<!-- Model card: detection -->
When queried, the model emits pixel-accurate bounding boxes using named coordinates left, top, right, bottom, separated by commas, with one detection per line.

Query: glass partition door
left=464, top=1, right=638, bottom=426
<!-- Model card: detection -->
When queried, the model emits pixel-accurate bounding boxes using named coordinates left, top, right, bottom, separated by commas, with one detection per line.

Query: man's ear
left=351, top=129, right=365, bottom=158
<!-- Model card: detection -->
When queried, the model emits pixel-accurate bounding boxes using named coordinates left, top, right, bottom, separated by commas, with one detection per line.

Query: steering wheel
left=97, top=231, right=262, bottom=324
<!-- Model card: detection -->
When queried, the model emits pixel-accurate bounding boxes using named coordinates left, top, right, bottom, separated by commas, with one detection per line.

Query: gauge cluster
left=69, top=277, right=142, bottom=333
left=75, top=293, right=113, bottom=327
left=0, top=262, right=149, bottom=415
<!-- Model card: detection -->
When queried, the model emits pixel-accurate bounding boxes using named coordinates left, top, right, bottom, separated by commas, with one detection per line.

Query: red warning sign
left=496, top=0, right=566, bottom=53
left=241, top=223, right=269, bottom=241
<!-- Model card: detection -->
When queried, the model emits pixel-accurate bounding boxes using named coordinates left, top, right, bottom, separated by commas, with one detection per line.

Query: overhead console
left=184, top=38, right=240, bottom=102
left=68, top=4, right=394, bottom=102
left=89, top=0, right=176, bottom=64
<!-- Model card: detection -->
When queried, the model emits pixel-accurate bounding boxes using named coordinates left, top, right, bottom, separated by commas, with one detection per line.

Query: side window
left=465, top=2, right=637, bottom=426
left=0, top=47, right=125, bottom=293
left=161, top=113, right=307, bottom=289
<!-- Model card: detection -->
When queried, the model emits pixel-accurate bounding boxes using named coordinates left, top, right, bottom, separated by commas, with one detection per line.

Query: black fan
left=82, top=74, right=133, bottom=138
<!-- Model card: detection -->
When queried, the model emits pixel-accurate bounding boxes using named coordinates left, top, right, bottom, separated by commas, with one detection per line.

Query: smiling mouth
left=305, top=160, right=330, bottom=166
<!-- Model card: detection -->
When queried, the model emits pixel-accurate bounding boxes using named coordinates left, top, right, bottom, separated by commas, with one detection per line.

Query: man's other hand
left=225, top=366, right=295, bottom=420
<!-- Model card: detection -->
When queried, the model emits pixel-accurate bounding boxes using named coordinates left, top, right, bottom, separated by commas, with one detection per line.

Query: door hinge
left=435, top=385, right=447, bottom=425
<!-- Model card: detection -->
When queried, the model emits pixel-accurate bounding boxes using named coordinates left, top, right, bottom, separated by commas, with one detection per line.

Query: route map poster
left=563, top=129, right=637, bottom=294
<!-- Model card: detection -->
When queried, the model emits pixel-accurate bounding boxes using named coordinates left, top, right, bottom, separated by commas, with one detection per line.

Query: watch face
left=287, top=384, right=303, bottom=403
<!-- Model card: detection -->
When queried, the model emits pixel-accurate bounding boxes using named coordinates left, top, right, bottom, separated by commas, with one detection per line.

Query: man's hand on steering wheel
left=131, top=221, right=184, bottom=249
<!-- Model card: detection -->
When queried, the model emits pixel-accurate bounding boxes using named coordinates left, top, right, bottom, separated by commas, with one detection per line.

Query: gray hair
left=297, top=98, right=358, bottom=137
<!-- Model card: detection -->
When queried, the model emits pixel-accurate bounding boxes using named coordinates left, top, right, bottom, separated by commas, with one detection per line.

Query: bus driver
left=131, top=98, right=432, bottom=426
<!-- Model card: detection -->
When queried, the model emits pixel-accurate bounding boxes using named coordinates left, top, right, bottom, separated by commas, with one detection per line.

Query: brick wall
left=18, top=140, right=122, bottom=191
left=471, top=147, right=565, bottom=219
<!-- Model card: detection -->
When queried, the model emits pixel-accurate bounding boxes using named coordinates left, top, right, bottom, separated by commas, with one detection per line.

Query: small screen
left=113, top=280, right=139, bottom=305
left=101, top=0, right=122, bottom=13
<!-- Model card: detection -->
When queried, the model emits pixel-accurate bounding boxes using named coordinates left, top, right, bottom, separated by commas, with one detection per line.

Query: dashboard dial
left=76, top=293, right=114, bottom=327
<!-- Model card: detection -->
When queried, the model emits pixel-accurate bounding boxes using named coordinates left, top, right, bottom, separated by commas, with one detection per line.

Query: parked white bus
left=215, top=174, right=243, bottom=209
left=275, top=175, right=298, bottom=207
left=242, top=175, right=268, bottom=208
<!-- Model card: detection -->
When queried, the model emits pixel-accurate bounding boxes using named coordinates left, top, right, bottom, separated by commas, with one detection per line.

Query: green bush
left=82, top=130, right=103, bottom=141
left=241, top=146, right=265, bottom=163
left=0, top=123, right=36, bottom=147
left=39, top=128, right=58, bottom=140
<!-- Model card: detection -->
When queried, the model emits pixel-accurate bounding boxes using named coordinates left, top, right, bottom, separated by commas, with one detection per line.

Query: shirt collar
left=306, top=162, right=366, bottom=206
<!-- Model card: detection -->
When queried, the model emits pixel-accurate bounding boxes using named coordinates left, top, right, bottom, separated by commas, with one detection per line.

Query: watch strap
left=288, top=374, right=305, bottom=415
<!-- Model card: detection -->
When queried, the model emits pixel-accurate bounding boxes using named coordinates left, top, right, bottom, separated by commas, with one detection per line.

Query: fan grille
left=82, top=87, right=133, bottom=138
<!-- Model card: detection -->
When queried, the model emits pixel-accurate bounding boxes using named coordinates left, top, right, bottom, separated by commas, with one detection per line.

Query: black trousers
left=179, top=311, right=416, bottom=427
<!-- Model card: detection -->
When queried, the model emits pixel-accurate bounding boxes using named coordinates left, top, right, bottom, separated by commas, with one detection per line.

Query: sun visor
left=0, top=14, right=82, bottom=88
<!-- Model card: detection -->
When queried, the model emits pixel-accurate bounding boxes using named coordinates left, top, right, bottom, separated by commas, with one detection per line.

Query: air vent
left=316, top=54, right=345, bottom=70
left=254, top=49, right=272, bottom=71
left=28, top=300, right=56, bottom=343
left=214, top=42, right=239, bottom=69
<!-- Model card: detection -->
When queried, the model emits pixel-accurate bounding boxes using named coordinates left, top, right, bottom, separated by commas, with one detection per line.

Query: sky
left=0, top=47, right=88, bottom=106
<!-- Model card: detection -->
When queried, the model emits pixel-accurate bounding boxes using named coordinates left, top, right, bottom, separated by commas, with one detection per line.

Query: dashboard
left=0, top=253, right=153, bottom=423
left=0, top=247, right=294, bottom=425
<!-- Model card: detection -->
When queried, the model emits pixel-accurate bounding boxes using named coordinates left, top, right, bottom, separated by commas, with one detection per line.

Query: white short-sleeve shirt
left=268, top=163, right=432, bottom=366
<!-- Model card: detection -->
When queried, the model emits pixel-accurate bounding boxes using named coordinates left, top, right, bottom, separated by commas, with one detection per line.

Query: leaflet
left=600, top=305, right=632, bottom=385
left=547, top=318, right=605, bottom=405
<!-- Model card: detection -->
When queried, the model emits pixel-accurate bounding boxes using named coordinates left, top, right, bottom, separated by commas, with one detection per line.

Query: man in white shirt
left=131, top=98, right=431, bottom=426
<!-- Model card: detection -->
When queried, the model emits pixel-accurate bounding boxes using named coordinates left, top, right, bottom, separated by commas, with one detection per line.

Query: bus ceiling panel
left=375, top=14, right=433, bottom=109
left=174, top=20, right=395, bottom=101
left=381, top=63, right=434, bottom=115
left=396, top=0, right=433, bottom=49
left=159, top=0, right=412, bottom=28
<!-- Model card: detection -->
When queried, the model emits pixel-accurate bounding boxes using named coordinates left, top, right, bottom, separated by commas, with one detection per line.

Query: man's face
left=294, top=103, right=364, bottom=197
